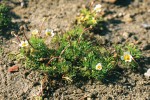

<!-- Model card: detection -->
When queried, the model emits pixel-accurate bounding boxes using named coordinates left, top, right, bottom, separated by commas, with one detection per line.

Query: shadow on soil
left=0, top=1, right=29, bottom=39
left=91, top=10, right=123, bottom=36
left=135, top=56, right=150, bottom=73
left=91, top=21, right=110, bottom=36
left=101, top=67, right=124, bottom=84
left=114, top=0, right=133, bottom=6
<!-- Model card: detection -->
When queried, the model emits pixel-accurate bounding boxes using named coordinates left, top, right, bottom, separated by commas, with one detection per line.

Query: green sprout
left=76, top=4, right=104, bottom=29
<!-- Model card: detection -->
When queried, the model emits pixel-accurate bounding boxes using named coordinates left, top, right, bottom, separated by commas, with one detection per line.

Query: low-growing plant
left=15, top=25, right=142, bottom=81
left=0, top=4, right=11, bottom=32
left=76, top=4, right=104, bottom=30
left=18, top=26, right=115, bottom=80
left=13, top=3, right=142, bottom=82
left=114, top=44, right=142, bottom=69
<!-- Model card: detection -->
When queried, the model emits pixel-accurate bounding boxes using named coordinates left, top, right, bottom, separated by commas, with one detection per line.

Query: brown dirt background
left=0, top=0, right=150, bottom=100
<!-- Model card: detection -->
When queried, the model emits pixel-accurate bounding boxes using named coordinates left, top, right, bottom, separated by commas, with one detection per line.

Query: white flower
left=96, top=63, right=102, bottom=70
left=144, top=68, right=150, bottom=78
left=31, top=29, right=38, bottom=35
left=45, top=29, right=55, bottom=37
left=19, top=40, right=28, bottom=47
left=94, top=4, right=102, bottom=13
left=121, top=52, right=133, bottom=62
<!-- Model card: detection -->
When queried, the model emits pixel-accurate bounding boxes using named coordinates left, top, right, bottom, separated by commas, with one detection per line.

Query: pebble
left=118, top=12, right=125, bottom=17
left=67, top=89, right=73, bottom=94
left=76, top=89, right=83, bottom=94
left=104, top=0, right=117, bottom=3
left=141, top=24, right=150, bottom=29
left=19, top=0, right=25, bottom=8
left=3, top=65, right=7, bottom=70
left=144, top=68, right=150, bottom=79
left=122, top=32, right=130, bottom=39
left=87, top=97, right=92, bottom=100
left=92, top=84, right=96, bottom=89
left=109, top=84, right=113, bottom=88
left=122, top=14, right=133, bottom=23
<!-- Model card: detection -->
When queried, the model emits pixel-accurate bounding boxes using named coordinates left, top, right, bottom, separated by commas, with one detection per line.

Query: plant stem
left=23, top=32, right=35, bottom=49
left=39, top=17, right=47, bottom=34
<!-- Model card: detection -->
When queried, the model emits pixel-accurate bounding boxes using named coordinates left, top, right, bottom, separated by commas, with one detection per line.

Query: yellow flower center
left=46, top=32, right=51, bottom=36
left=124, top=54, right=130, bottom=61
left=95, top=8, right=100, bottom=11
left=97, top=65, right=102, bottom=69
left=22, top=43, right=27, bottom=47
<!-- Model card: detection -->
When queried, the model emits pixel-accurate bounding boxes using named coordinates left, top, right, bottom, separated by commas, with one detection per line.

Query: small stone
left=87, top=93, right=91, bottom=97
left=109, top=84, right=113, bottom=88
left=19, top=0, right=25, bottom=8
left=11, top=31, right=16, bottom=36
left=122, top=14, right=133, bottom=23
left=19, top=25, right=24, bottom=31
left=113, top=14, right=118, bottom=18
left=122, top=32, right=130, bottom=39
left=21, top=2, right=25, bottom=8
left=73, top=90, right=76, bottom=94
left=144, top=68, right=150, bottom=79
left=87, top=97, right=92, bottom=100
left=3, top=65, right=7, bottom=69
left=104, top=0, right=117, bottom=3
left=76, top=89, right=82, bottom=94
left=141, top=24, right=150, bottom=29
left=118, top=13, right=125, bottom=17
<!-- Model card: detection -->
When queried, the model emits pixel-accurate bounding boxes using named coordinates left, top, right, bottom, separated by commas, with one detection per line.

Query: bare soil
left=0, top=0, right=150, bottom=100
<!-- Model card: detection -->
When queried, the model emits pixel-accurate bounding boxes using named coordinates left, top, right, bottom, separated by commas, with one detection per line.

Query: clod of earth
left=8, top=65, right=19, bottom=73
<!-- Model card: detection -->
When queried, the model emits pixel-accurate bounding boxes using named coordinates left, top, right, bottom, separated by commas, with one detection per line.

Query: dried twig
left=11, top=32, right=21, bottom=43
left=47, top=57, right=59, bottom=65
left=78, top=26, right=92, bottom=43
left=39, top=17, right=47, bottom=34
left=59, top=44, right=70, bottom=58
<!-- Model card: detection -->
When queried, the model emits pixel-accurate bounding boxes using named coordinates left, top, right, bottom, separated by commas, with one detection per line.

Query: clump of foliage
left=76, top=4, right=104, bottom=30
left=19, top=26, right=115, bottom=80
left=14, top=3, right=142, bottom=82
left=0, top=4, right=11, bottom=32
left=17, top=26, right=141, bottom=81
left=51, top=26, right=116, bottom=80
left=115, top=44, right=141, bottom=69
